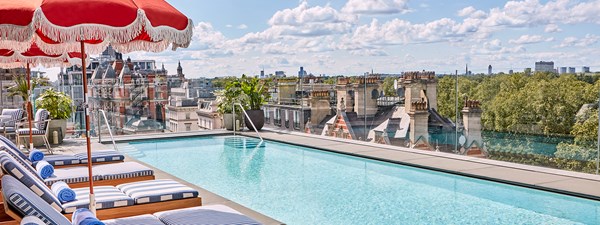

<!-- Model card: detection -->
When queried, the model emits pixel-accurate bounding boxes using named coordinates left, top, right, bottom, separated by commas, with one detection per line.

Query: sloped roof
left=93, top=67, right=105, bottom=80
left=104, top=66, right=117, bottom=79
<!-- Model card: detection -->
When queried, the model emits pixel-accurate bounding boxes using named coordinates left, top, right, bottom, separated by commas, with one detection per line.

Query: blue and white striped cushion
left=75, top=150, right=125, bottom=163
left=0, top=147, right=39, bottom=178
left=2, top=175, right=71, bottom=225
left=154, top=205, right=262, bottom=225
left=34, top=109, right=49, bottom=131
left=116, top=179, right=198, bottom=204
left=18, top=128, right=46, bottom=135
left=103, top=214, right=165, bottom=225
left=0, top=153, right=63, bottom=212
left=94, top=162, right=154, bottom=180
left=0, top=135, right=29, bottom=161
left=61, top=186, right=134, bottom=214
left=43, top=166, right=102, bottom=186
left=43, top=154, right=81, bottom=166
left=1, top=109, right=24, bottom=127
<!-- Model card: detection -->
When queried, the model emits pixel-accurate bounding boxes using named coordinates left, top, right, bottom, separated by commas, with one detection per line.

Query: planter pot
left=244, top=109, right=264, bottom=131
left=47, top=119, right=67, bottom=144
left=223, top=113, right=244, bottom=131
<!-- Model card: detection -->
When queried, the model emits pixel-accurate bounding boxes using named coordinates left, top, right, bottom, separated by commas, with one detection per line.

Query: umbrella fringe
left=35, top=37, right=110, bottom=55
left=0, top=23, right=35, bottom=42
left=0, top=52, right=80, bottom=68
left=0, top=39, right=34, bottom=52
left=144, top=18, right=193, bottom=48
left=112, top=40, right=171, bottom=53
left=33, top=8, right=144, bottom=44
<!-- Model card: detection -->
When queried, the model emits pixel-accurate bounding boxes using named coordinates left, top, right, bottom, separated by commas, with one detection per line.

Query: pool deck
left=241, top=129, right=600, bottom=201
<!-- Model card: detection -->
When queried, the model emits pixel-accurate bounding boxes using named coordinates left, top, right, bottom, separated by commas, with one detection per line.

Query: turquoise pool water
left=120, top=136, right=600, bottom=224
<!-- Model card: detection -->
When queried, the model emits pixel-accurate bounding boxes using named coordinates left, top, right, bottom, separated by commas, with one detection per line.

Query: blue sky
left=45, top=0, right=600, bottom=79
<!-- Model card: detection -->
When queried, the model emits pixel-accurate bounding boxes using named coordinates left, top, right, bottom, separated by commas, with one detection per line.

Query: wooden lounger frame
left=65, top=197, right=202, bottom=220
left=53, top=160, right=125, bottom=169
left=1, top=194, right=202, bottom=222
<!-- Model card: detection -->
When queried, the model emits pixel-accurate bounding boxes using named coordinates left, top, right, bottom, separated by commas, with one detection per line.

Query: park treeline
left=437, top=72, right=600, bottom=173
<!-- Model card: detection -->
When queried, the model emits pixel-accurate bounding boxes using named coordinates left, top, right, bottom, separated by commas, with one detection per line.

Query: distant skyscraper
left=509, top=69, right=514, bottom=75
left=298, top=67, right=307, bottom=77
left=260, top=70, right=265, bottom=78
left=535, top=61, right=555, bottom=73
left=524, top=68, right=532, bottom=75
left=568, top=67, right=576, bottom=74
left=488, top=65, right=492, bottom=75
left=559, top=67, right=567, bottom=74
left=583, top=66, right=590, bottom=73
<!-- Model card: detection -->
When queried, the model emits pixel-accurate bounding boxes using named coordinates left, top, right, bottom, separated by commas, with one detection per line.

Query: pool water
left=120, top=136, right=600, bottom=225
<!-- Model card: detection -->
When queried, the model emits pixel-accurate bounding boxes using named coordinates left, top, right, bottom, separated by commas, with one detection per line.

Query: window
left=293, top=111, right=300, bottom=129
left=185, top=123, right=191, bottom=131
left=73, top=87, right=83, bottom=99
left=185, top=112, right=191, bottom=120
left=371, top=89, right=379, bottom=99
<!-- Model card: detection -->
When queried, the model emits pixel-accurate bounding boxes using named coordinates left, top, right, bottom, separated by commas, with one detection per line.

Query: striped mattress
left=117, top=179, right=199, bottom=204
left=62, top=186, right=135, bottom=214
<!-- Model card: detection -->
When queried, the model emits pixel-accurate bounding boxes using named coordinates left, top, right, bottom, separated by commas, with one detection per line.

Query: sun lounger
left=2, top=171, right=202, bottom=220
left=0, top=135, right=125, bottom=167
left=0, top=146, right=154, bottom=188
left=2, top=174, right=259, bottom=224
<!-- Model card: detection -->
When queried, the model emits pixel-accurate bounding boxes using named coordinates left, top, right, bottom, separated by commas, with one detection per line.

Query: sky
left=40, top=0, right=600, bottom=80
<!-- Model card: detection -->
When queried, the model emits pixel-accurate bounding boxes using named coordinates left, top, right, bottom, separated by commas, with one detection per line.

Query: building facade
left=196, top=99, right=221, bottom=130
left=166, top=96, right=199, bottom=132
left=535, top=61, right=555, bottom=73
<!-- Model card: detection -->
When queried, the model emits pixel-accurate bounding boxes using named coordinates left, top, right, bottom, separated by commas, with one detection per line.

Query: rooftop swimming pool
left=119, top=135, right=600, bottom=224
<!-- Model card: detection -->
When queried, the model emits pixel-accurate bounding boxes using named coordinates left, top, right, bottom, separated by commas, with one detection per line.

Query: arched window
left=371, top=89, right=379, bottom=99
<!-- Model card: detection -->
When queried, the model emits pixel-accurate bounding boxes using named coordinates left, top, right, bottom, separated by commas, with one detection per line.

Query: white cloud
left=508, top=35, right=549, bottom=44
left=342, top=17, right=482, bottom=49
left=480, top=0, right=600, bottom=28
left=225, top=24, right=233, bottom=28
left=457, top=6, right=486, bottom=19
left=237, top=24, right=248, bottom=29
left=557, top=34, right=599, bottom=48
left=544, top=24, right=561, bottom=33
left=342, top=0, right=411, bottom=15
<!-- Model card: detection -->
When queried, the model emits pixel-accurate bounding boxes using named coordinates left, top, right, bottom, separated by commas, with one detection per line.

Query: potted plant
left=240, top=75, right=270, bottom=131
left=35, top=88, right=73, bottom=143
left=215, top=81, right=248, bottom=131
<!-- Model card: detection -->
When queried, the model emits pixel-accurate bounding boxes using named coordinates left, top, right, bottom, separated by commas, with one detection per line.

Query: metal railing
left=97, top=109, right=118, bottom=151
left=232, top=102, right=263, bottom=141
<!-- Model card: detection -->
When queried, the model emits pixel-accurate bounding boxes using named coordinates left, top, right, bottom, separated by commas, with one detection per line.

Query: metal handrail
left=98, top=109, right=118, bottom=151
left=232, top=102, right=263, bottom=142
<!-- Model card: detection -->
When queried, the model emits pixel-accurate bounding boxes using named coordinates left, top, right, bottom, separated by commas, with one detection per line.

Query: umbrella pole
left=26, top=63, right=33, bottom=150
left=80, top=41, right=96, bottom=215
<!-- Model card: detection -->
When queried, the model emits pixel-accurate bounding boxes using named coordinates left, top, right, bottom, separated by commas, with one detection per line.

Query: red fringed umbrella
left=0, top=0, right=193, bottom=214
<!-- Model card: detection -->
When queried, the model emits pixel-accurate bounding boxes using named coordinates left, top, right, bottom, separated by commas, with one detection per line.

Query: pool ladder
left=232, top=102, right=264, bottom=142
left=97, top=109, right=118, bottom=151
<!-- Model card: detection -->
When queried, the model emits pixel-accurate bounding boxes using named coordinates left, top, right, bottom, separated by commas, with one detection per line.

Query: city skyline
left=39, top=0, right=600, bottom=80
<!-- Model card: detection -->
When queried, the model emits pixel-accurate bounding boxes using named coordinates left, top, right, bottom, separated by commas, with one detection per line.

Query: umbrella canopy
left=0, top=0, right=41, bottom=51
left=0, top=0, right=194, bottom=215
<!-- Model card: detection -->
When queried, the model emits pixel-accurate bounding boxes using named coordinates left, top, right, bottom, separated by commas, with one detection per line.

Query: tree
left=382, top=76, right=398, bottom=97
